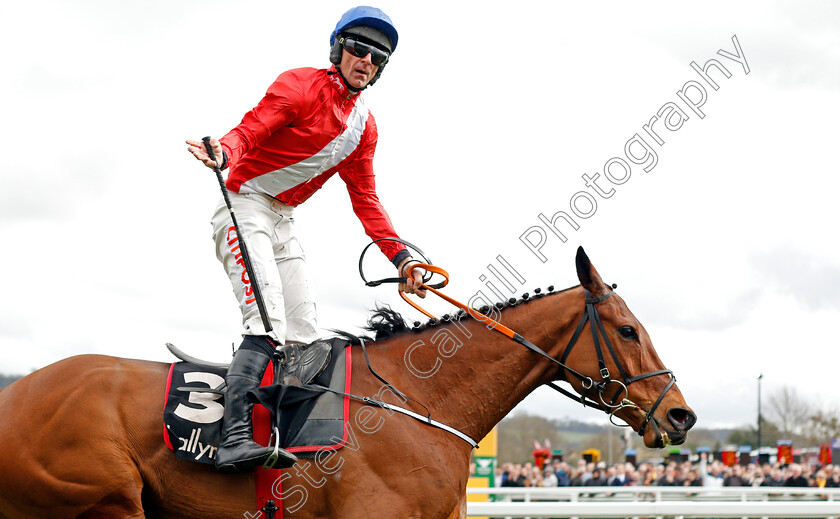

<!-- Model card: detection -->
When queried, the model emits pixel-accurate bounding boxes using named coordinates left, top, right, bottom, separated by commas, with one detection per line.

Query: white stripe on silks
left=240, top=96, right=369, bottom=197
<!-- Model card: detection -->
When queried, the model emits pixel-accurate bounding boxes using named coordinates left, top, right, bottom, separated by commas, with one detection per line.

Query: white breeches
left=211, top=192, right=318, bottom=345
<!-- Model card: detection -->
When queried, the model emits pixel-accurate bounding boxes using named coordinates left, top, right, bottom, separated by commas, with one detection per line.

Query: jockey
left=187, top=6, right=425, bottom=473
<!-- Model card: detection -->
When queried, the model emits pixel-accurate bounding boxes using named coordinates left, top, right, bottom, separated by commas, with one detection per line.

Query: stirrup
left=264, top=427, right=283, bottom=469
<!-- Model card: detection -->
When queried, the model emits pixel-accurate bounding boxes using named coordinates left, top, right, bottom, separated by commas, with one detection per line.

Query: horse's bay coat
left=0, top=248, right=695, bottom=518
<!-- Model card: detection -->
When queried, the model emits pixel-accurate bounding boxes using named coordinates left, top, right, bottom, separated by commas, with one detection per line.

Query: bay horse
left=0, top=248, right=695, bottom=518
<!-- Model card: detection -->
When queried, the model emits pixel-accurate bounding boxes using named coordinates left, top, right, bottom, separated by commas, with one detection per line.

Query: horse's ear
left=576, top=246, right=609, bottom=296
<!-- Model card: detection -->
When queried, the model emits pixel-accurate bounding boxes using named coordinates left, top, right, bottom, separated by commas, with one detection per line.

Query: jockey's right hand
left=186, top=137, right=224, bottom=169
left=397, top=257, right=427, bottom=298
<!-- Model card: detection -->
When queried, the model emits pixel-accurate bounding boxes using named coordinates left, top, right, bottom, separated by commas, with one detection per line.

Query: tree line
left=0, top=374, right=22, bottom=390
left=728, top=385, right=839, bottom=447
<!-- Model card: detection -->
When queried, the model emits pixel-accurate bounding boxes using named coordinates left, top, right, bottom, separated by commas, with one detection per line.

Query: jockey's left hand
left=186, top=137, right=224, bottom=169
left=397, top=257, right=427, bottom=298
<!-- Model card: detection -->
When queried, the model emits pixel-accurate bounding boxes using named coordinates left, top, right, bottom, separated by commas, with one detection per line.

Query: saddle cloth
left=162, top=338, right=352, bottom=465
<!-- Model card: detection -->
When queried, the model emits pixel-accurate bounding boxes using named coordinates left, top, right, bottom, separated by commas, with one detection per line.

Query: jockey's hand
left=186, top=137, right=224, bottom=169
left=397, top=257, right=427, bottom=298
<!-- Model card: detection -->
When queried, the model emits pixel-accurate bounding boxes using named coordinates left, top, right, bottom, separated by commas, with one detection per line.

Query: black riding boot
left=215, top=348, right=297, bottom=473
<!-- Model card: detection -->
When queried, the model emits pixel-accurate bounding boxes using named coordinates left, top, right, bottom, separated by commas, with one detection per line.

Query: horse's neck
left=375, top=287, right=584, bottom=443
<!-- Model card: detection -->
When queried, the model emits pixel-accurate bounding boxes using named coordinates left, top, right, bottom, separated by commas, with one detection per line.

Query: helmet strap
left=334, top=66, right=365, bottom=93
left=367, top=64, right=385, bottom=87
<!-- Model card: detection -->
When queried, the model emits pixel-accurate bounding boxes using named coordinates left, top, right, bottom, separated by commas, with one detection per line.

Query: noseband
left=545, top=288, right=676, bottom=438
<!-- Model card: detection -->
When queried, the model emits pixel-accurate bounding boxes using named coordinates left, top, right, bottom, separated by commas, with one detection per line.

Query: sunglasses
left=340, top=37, right=390, bottom=66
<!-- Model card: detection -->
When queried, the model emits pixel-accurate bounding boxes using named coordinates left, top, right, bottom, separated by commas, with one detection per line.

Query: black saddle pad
left=163, top=362, right=227, bottom=464
left=162, top=338, right=351, bottom=465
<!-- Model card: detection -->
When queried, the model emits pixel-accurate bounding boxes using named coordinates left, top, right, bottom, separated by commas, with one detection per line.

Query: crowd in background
left=492, top=454, right=840, bottom=488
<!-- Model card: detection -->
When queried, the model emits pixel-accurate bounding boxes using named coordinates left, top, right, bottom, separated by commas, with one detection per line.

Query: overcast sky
left=2, top=1, right=839, bottom=435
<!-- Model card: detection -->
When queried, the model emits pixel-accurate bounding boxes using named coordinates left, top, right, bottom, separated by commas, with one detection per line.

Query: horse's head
left=558, top=247, right=696, bottom=448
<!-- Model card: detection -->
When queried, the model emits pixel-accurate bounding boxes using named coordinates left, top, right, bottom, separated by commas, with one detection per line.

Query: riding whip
left=202, top=137, right=273, bottom=333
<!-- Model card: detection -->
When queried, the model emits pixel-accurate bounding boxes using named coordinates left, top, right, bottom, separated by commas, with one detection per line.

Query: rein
left=400, top=263, right=674, bottom=436
left=366, top=253, right=674, bottom=439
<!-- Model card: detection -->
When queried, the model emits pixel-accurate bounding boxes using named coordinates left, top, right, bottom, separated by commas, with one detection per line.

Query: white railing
left=465, top=486, right=840, bottom=518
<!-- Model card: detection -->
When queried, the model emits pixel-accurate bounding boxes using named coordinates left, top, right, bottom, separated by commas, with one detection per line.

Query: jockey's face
left=339, top=49, right=379, bottom=90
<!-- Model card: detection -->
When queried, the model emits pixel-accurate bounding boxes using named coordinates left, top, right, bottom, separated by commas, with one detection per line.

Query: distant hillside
left=550, top=417, right=606, bottom=434
left=0, top=374, right=23, bottom=389
left=497, top=411, right=736, bottom=464
left=548, top=414, right=733, bottom=447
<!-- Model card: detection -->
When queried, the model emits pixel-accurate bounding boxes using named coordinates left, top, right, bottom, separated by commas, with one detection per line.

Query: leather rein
left=358, top=239, right=675, bottom=439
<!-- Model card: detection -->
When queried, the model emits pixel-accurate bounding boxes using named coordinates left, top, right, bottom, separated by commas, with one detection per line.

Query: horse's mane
left=364, top=305, right=412, bottom=340
left=343, top=284, right=578, bottom=342
left=327, top=305, right=416, bottom=345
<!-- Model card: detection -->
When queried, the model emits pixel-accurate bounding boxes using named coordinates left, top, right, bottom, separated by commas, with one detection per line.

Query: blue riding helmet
left=329, top=6, right=398, bottom=88
left=330, top=6, right=398, bottom=52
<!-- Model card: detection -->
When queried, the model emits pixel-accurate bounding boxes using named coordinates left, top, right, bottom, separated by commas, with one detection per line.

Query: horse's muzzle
left=664, top=407, right=697, bottom=444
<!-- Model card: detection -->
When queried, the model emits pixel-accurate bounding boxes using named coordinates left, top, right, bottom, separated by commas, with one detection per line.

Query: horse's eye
left=618, top=326, right=638, bottom=340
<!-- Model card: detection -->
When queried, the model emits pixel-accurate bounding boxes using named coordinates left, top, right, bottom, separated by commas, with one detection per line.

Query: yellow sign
left=475, top=427, right=497, bottom=457
left=467, top=476, right=490, bottom=519
left=582, top=448, right=601, bottom=463
left=468, top=426, right=497, bottom=519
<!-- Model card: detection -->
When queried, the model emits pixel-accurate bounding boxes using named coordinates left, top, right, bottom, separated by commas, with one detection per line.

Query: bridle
left=545, top=288, right=676, bottom=438
left=358, top=238, right=678, bottom=439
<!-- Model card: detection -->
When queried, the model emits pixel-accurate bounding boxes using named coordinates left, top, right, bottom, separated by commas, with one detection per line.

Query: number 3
left=173, top=372, right=225, bottom=424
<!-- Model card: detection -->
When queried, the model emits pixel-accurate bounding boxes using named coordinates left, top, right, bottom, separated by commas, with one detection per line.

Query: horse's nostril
left=667, top=407, right=697, bottom=431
